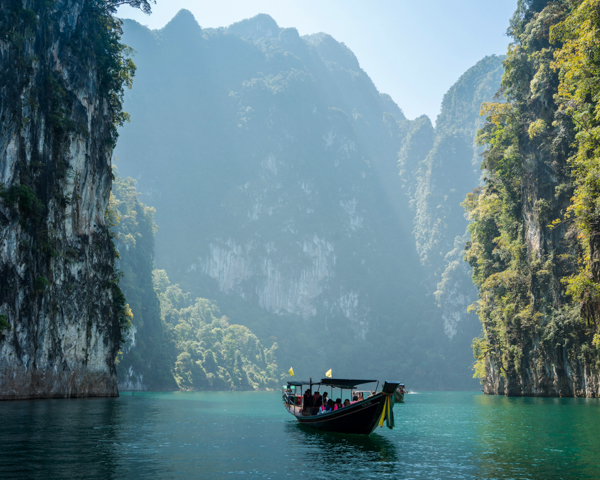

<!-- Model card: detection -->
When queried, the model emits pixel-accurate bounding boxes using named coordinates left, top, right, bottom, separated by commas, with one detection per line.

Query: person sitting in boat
left=303, top=389, right=314, bottom=415
left=357, top=392, right=364, bottom=401
left=312, top=392, right=323, bottom=415
left=343, top=399, right=350, bottom=407
left=335, top=398, right=343, bottom=410
left=350, top=395, right=359, bottom=404
left=318, top=399, right=335, bottom=415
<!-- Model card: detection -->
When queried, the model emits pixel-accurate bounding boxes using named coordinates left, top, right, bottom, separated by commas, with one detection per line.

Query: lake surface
left=1, top=391, right=600, bottom=479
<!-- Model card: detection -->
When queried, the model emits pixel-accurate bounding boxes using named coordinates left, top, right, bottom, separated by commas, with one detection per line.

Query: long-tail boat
left=282, top=378, right=401, bottom=435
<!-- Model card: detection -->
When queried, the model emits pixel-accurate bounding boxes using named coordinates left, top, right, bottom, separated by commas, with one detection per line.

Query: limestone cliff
left=399, top=56, right=504, bottom=340
left=466, top=2, right=600, bottom=397
left=0, top=0, right=138, bottom=399
left=114, top=11, right=497, bottom=389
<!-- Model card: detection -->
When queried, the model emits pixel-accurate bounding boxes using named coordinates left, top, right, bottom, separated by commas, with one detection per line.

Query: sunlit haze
left=117, top=0, right=517, bottom=122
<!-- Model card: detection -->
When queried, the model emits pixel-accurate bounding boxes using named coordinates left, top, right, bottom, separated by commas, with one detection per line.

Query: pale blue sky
left=117, top=0, right=517, bottom=122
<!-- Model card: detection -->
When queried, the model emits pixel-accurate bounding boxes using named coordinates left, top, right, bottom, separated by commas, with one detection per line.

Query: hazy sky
left=117, top=1, right=517, bottom=122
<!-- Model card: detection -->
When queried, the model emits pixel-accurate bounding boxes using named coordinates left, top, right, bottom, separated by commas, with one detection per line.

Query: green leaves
left=153, top=269, right=278, bottom=391
left=552, top=0, right=600, bottom=323
left=464, top=0, right=598, bottom=389
left=0, top=315, right=10, bottom=333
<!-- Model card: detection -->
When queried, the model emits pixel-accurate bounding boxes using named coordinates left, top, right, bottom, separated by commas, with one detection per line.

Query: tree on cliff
left=0, top=0, right=155, bottom=399
left=465, top=0, right=600, bottom=396
left=552, top=0, right=600, bottom=328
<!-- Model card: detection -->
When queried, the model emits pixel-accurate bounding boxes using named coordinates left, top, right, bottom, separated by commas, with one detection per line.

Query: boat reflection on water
left=283, top=421, right=399, bottom=476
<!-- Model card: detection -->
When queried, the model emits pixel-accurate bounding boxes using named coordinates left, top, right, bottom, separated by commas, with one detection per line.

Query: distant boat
left=394, top=384, right=406, bottom=403
left=282, top=378, right=402, bottom=435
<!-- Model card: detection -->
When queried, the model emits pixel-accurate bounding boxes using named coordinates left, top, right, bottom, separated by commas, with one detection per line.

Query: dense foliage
left=153, top=270, right=279, bottom=390
left=111, top=172, right=278, bottom=390
left=111, top=172, right=176, bottom=389
left=552, top=0, right=600, bottom=326
left=465, top=0, right=600, bottom=395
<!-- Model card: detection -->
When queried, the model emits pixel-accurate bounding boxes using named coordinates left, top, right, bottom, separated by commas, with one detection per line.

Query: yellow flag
left=288, top=367, right=295, bottom=377
left=325, top=369, right=332, bottom=378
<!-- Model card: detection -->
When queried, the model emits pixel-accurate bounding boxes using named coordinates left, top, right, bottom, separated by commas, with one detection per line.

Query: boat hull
left=294, top=393, right=388, bottom=435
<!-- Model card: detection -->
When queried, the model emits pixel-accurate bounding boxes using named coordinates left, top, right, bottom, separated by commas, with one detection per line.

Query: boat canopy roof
left=286, top=381, right=311, bottom=387
left=320, top=378, right=378, bottom=389
left=286, top=378, right=377, bottom=389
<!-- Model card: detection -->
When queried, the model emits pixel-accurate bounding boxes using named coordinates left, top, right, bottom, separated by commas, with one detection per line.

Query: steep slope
left=466, top=0, right=600, bottom=397
left=112, top=172, right=279, bottom=391
left=111, top=173, right=176, bottom=391
left=399, top=56, right=504, bottom=339
left=115, top=11, right=463, bottom=389
left=0, top=1, right=142, bottom=398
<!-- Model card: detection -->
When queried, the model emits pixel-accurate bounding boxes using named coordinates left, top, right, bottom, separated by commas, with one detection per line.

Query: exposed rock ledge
left=0, top=367, right=118, bottom=400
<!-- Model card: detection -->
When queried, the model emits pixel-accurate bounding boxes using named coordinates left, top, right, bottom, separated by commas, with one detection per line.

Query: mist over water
left=2, top=392, right=599, bottom=479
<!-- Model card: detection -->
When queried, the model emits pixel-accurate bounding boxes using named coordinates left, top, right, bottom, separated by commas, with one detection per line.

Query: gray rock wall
left=0, top=0, right=120, bottom=399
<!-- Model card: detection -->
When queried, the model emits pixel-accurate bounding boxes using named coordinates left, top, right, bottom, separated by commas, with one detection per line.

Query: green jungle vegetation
left=113, top=10, right=505, bottom=390
left=110, top=172, right=175, bottom=389
left=111, top=172, right=277, bottom=390
left=153, top=269, right=279, bottom=390
left=466, top=0, right=600, bottom=393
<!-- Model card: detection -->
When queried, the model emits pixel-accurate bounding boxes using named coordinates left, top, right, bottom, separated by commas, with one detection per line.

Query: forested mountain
left=467, top=0, right=600, bottom=396
left=153, top=269, right=278, bottom=390
left=111, top=172, right=278, bottom=391
left=114, top=10, right=503, bottom=390
left=4, top=0, right=599, bottom=398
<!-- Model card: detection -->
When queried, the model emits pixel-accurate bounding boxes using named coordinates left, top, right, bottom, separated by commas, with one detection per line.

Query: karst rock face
left=113, top=11, right=504, bottom=387
left=0, top=0, right=120, bottom=399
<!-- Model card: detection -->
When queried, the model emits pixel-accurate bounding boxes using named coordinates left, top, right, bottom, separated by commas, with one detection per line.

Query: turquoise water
left=1, top=391, right=600, bottom=479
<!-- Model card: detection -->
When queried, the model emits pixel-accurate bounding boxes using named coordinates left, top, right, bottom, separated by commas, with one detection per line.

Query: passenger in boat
left=303, top=390, right=314, bottom=414
left=312, top=392, right=323, bottom=415
left=350, top=395, right=358, bottom=404
left=335, top=398, right=342, bottom=410
left=318, top=399, right=335, bottom=415
left=343, top=399, right=350, bottom=407
left=357, top=392, right=364, bottom=401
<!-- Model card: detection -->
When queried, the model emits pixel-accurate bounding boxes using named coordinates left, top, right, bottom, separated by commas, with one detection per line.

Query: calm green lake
left=1, top=391, right=600, bottom=479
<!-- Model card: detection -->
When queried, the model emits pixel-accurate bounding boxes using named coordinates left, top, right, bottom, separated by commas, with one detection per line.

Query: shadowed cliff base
left=0, top=367, right=118, bottom=400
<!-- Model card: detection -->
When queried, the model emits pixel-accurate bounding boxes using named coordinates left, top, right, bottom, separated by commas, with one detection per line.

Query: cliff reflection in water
left=285, top=422, right=398, bottom=474
left=3, top=392, right=600, bottom=479
left=473, top=394, right=600, bottom=479
left=0, top=396, right=166, bottom=480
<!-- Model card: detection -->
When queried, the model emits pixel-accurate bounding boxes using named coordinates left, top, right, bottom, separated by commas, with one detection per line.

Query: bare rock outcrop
left=0, top=0, right=125, bottom=399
